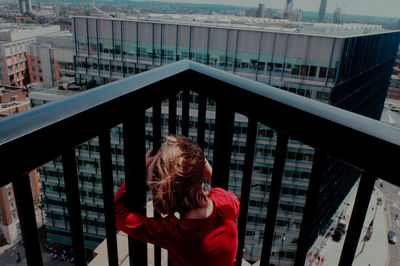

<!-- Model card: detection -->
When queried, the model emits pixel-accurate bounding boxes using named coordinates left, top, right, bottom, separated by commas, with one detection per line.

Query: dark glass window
left=319, top=67, right=327, bottom=78
left=309, top=66, right=317, bottom=77
left=291, top=64, right=300, bottom=75
left=300, top=65, right=309, bottom=76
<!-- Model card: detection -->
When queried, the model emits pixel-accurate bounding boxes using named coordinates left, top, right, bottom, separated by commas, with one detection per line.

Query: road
left=0, top=239, right=73, bottom=266
left=381, top=179, right=400, bottom=266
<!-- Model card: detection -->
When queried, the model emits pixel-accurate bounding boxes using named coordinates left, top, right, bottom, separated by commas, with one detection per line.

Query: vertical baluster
left=168, top=94, right=177, bottom=135
left=196, top=93, right=207, bottom=151
left=152, top=102, right=162, bottom=266
left=62, top=149, right=87, bottom=265
left=99, top=129, right=118, bottom=266
left=12, top=174, right=43, bottom=265
left=181, top=89, right=190, bottom=137
left=235, top=119, right=258, bottom=266
left=260, top=133, right=289, bottom=265
left=123, top=108, right=147, bottom=266
left=211, top=101, right=234, bottom=190
left=294, top=150, right=325, bottom=266
left=338, top=173, right=376, bottom=266
left=153, top=102, right=162, bottom=153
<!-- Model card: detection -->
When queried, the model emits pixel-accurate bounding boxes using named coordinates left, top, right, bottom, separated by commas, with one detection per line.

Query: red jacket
left=115, top=181, right=240, bottom=265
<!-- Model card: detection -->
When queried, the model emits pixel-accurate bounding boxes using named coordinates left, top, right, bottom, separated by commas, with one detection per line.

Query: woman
left=115, top=135, right=240, bottom=265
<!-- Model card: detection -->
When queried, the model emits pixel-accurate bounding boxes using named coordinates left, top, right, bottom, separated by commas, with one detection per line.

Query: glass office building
left=38, top=14, right=400, bottom=264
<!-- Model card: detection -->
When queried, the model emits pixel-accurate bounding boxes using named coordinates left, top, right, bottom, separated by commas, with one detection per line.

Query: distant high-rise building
left=296, top=9, right=302, bottom=22
left=333, top=6, right=342, bottom=24
left=318, top=0, right=327, bottom=22
left=258, top=3, right=265, bottom=18
left=283, top=0, right=294, bottom=19
left=18, top=0, right=32, bottom=14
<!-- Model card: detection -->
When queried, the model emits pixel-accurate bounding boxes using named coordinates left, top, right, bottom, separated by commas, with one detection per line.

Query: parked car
left=336, top=223, right=347, bottom=234
left=332, top=223, right=347, bottom=242
left=332, top=230, right=343, bottom=242
left=388, top=231, right=397, bottom=244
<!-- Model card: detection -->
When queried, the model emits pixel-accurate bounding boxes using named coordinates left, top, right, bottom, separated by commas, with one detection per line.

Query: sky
left=145, top=0, right=400, bottom=18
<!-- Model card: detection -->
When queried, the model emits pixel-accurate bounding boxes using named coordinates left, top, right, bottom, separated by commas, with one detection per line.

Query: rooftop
left=78, top=13, right=399, bottom=38
left=29, top=85, right=80, bottom=102
left=0, top=23, right=60, bottom=42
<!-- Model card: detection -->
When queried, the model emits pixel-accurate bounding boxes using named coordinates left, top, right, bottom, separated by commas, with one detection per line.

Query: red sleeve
left=210, top=188, right=240, bottom=220
left=114, top=181, right=171, bottom=247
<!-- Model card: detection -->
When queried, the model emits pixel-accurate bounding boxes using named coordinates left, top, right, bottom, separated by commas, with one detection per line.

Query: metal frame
left=1, top=59, right=400, bottom=266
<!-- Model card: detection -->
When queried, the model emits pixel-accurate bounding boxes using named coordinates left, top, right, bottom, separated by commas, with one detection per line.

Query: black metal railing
left=1, top=60, right=399, bottom=266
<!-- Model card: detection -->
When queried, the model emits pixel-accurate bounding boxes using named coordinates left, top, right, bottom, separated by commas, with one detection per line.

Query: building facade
left=0, top=85, right=41, bottom=245
left=39, top=15, right=400, bottom=264
left=18, top=0, right=32, bottom=14
left=0, top=23, right=61, bottom=87
left=27, top=31, right=74, bottom=88
left=386, top=46, right=400, bottom=100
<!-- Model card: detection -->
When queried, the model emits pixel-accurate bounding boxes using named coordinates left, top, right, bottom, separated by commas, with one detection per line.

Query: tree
left=23, top=12, right=36, bottom=20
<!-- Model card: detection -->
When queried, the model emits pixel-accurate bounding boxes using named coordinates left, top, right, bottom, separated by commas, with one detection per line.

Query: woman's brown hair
left=148, top=135, right=208, bottom=215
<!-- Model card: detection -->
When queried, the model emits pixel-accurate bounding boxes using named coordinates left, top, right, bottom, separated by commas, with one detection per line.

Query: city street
left=381, top=179, right=400, bottom=266
left=0, top=239, right=72, bottom=266
left=309, top=179, right=390, bottom=266
left=0, top=226, right=74, bottom=266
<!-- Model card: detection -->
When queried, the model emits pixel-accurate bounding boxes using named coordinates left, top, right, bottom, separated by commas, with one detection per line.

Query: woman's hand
left=146, top=149, right=155, bottom=170
left=204, top=159, right=212, bottom=184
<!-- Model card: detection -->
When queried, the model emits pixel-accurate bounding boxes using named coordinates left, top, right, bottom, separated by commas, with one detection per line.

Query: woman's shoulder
left=209, top=187, right=240, bottom=219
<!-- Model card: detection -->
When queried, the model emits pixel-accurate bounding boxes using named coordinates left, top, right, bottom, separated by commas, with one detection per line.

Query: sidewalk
left=306, top=181, right=389, bottom=266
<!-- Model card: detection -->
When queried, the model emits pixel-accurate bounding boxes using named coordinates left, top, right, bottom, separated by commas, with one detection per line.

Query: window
left=274, top=63, right=283, bottom=72
left=319, top=67, right=327, bottom=78
left=7, top=191, right=12, bottom=199
left=309, top=66, right=317, bottom=77
left=12, top=213, right=17, bottom=221
left=246, top=231, right=256, bottom=236
left=267, top=62, right=274, bottom=71
left=300, top=65, right=309, bottom=76
left=328, top=68, right=336, bottom=79
left=291, top=64, right=300, bottom=75
left=10, top=202, right=15, bottom=210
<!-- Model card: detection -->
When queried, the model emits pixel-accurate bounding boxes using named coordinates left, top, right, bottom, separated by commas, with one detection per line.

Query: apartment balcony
left=0, top=60, right=399, bottom=265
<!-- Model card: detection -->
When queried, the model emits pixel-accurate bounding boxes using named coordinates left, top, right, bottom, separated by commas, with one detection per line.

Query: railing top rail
left=0, top=60, right=399, bottom=185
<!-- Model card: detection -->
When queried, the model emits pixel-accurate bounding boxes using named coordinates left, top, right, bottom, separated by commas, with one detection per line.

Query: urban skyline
left=126, top=0, right=400, bottom=18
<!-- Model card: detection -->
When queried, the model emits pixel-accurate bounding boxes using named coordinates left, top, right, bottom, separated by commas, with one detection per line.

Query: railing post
left=260, top=133, right=289, bottom=265
left=196, top=93, right=207, bottom=151
left=123, top=107, right=147, bottom=266
left=338, top=173, right=376, bottom=266
left=235, top=119, right=258, bottom=266
left=294, top=150, right=326, bottom=266
left=152, top=102, right=162, bottom=266
left=62, top=149, right=87, bottom=265
left=12, top=174, right=44, bottom=266
left=168, top=94, right=177, bottom=135
left=181, top=89, right=190, bottom=137
left=211, top=100, right=234, bottom=190
left=99, top=129, right=119, bottom=266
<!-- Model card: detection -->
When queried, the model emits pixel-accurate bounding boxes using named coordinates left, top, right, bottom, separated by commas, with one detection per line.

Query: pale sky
left=145, top=0, right=400, bottom=18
